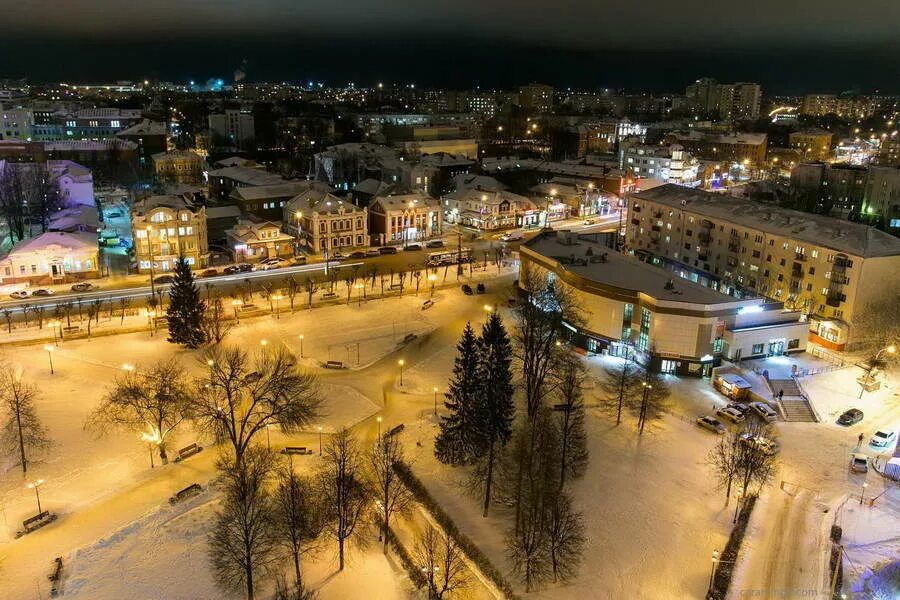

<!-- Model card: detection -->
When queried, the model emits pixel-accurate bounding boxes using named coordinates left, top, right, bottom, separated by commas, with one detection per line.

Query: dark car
left=292, top=255, right=308, bottom=264
left=426, top=240, right=444, bottom=248
left=71, top=282, right=96, bottom=292
left=31, top=288, right=54, bottom=296
left=349, top=251, right=367, bottom=259
left=153, top=275, right=175, bottom=284
left=379, top=246, right=398, bottom=255
left=476, top=283, right=486, bottom=294
left=837, top=408, right=864, bottom=426
left=461, top=284, right=473, bottom=295
left=404, top=244, right=422, bottom=251
left=224, top=264, right=253, bottom=275
left=199, top=268, right=219, bottom=278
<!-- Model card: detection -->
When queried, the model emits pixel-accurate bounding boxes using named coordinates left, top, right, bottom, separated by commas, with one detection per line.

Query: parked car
left=404, top=244, right=421, bottom=251
left=254, top=258, right=285, bottom=271
left=330, top=252, right=346, bottom=261
left=71, top=282, right=97, bottom=292
left=349, top=251, right=367, bottom=259
left=9, top=290, right=29, bottom=299
left=726, top=403, right=751, bottom=416
left=499, top=232, right=523, bottom=242
left=199, top=269, right=219, bottom=278
left=292, top=255, right=308, bottom=264
left=716, top=406, right=746, bottom=424
left=476, top=283, right=486, bottom=294
left=461, top=284, right=474, bottom=295
left=739, top=433, right=780, bottom=455
left=366, top=249, right=381, bottom=257
left=849, top=453, right=868, bottom=473
left=426, top=240, right=444, bottom=248
left=31, top=288, right=54, bottom=297
left=696, top=416, right=726, bottom=434
left=378, top=246, right=398, bottom=255
left=870, top=430, right=897, bottom=448
left=153, top=275, right=174, bottom=284
left=224, top=263, right=253, bottom=275
left=837, top=408, right=864, bottom=426
left=582, top=218, right=596, bottom=225
left=749, top=402, right=779, bottom=422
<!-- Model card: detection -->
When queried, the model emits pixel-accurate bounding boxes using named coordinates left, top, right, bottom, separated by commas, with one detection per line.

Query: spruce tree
left=474, top=311, right=515, bottom=516
left=434, top=323, right=481, bottom=465
left=166, top=257, right=206, bottom=348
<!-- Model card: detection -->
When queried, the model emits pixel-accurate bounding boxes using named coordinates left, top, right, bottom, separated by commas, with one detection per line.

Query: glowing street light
left=47, top=319, right=61, bottom=345
left=859, top=481, right=869, bottom=505
left=260, top=339, right=269, bottom=348
left=298, top=334, right=305, bottom=358
left=398, top=359, right=405, bottom=386
left=43, top=345, right=55, bottom=374
left=121, top=363, right=135, bottom=372
left=708, top=550, right=719, bottom=593
left=433, top=386, right=439, bottom=416
left=271, top=293, right=284, bottom=319
left=317, top=425, right=323, bottom=454
left=376, top=415, right=382, bottom=439
left=428, top=273, right=437, bottom=297
left=231, top=298, right=243, bottom=321
left=27, top=479, right=45, bottom=514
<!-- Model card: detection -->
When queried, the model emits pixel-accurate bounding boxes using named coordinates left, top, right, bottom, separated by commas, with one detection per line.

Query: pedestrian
left=857, top=432, right=864, bottom=447
left=778, top=389, right=784, bottom=400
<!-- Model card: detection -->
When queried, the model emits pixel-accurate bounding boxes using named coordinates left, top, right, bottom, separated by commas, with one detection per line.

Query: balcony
left=830, top=274, right=850, bottom=285
left=727, top=242, right=741, bottom=253
left=631, top=218, right=640, bottom=226
left=651, top=224, right=662, bottom=232
left=700, top=219, right=714, bottom=229
left=698, top=232, right=712, bottom=245
left=826, top=291, right=845, bottom=307
left=794, top=253, right=806, bottom=262
left=652, top=210, right=663, bottom=219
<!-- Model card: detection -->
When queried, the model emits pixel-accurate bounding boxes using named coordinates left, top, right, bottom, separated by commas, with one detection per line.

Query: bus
left=426, top=247, right=473, bottom=267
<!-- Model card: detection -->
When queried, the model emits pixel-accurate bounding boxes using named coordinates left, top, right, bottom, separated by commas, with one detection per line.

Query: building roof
left=133, top=194, right=197, bottom=214
left=214, top=156, right=255, bottom=168
left=207, top=166, right=285, bottom=187
left=46, top=159, right=92, bottom=182
left=226, top=218, right=294, bottom=244
left=230, top=180, right=329, bottom=202
left=6, top=231, right=98, bottom=256
left=287, top=191, right=365, bottom=217
left=669, top=131, right=768, bottom=146
left=48, top=206, right=100, bottom=231
left=44, top=139, right=138, bottom=152
left=115, top=119, right=167, bottom=137
left=370, top=193, right=440, bottom=212
left=633, top=184, right=900, bottom=258
left=418, top=152, right=475, bottom=168
left=205, top=205, right=242, bottom=220
left=452, top=173, right=506, bottom=192
left=445, top=187, right=535, bottom=208
left=355, top=178, right=393, bottom=196
left=523, top=231, right=755, bottom=307
left=151, top=149, right=201, bottom=163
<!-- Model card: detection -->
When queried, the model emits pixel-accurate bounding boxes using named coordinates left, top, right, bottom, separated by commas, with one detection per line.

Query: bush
left=393, top=461, right=520, bottom=599
left=708, top=495, right=757, bottom=600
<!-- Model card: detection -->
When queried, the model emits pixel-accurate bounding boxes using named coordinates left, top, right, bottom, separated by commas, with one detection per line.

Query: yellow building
left=789, top=131, right=833, bottom=162
left=131, top=194, right=209, bottom=273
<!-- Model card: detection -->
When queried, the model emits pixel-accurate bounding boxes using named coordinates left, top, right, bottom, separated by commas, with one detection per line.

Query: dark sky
left=2, top=0, right=899, bottom=93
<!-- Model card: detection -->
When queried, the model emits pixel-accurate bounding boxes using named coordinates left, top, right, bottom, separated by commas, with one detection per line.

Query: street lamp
left=733, top=490, right=743, bottom=524
left=428, top=273, right=437, bottom=297
left=271, top=293, right=283, bottom=319
left=121, top=363, right=135, bottom=372
left=260, top=339, right=269, bottom=348
left=317, top=425, right=323, bottom=454
left=859, top=481, right=868, bottom=505
left=47, top=319, right=61, bottom=345
left=43, top=344, right=55, bottom=374
left=231, top=298, right=243, bottom=321
left=708, top=550, right=719, bottom=594
left=145, top=225, right=156, bottom=299
left=147, top=309, right=156, bottom=337
left=398, top=359, right=405, bottom=386
left=433, top=386, right=439, bottom=415
left=355, top=282, right=365, bottom=306
left=859, top=344, right=896, bottom=398
left=376, top=415, right=382, bottom=440
left=27, top=479, right=45, bottom=514
left=298, top=334, right=305, bottom=358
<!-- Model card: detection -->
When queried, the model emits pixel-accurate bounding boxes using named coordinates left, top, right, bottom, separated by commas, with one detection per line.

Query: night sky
left=2, top=0, right=899, bottom=93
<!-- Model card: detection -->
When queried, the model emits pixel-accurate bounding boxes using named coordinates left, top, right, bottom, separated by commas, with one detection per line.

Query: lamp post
left=47, top=320, right=61, bottom=345
left=859, top=481, right=868, bottom=505
left=398, top=359, right=405, bottom=386
left=260, top=339, right=269, bottom=349
left=43, top=344, right=55, bottom=374
left=145, top=225, right=157, bottom=299
left=708, top=550, right=719, bottom=595
left=428, top=273, right=437, bottom=297
left=298, top=334, right=305, bottom=358
left=27, top=479, right=45, bottom=514
left=121, top=363, right=135, bottom=372
left=231, top=298, right=243, bottom=321
left=266, top=423, right=271, bottom=449
left=271, top=293, right=283, bottom=319
left=859, top=344, right=895, bottom=398
left=433, top=386, right=439, bottom=416
left=317, top=425, right=323, bottom=454
left=376, top=416, right=382, bottom=440
left=733, top=490, right=743, bottom=524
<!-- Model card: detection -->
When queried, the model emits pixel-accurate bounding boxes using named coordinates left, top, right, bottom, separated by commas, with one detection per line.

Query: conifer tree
left=434, top=323, right=481, bottom=465
left=166, top=257, right=206, bottom=348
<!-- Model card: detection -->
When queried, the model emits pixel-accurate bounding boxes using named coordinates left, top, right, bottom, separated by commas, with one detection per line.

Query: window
left=752, top=343, right=764, bottom=355
left=637, top=308, right=651, bottom=352
left=788, top=339, right=800, bottom=349
left=111, top=120, right=120, bottom=128
left=622, top=303, right=633, bottom=340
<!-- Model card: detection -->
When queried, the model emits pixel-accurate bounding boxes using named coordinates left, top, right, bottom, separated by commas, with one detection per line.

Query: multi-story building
left=518, top=83, right=554, bottom=114
left=208, top=109, right=255, bottom=149
left=619, top=143, right=700, bottom=187
left=877, top=138, right=900, bottom=167
left=229, top=181, right=329, bottom=221
left=717, top=83, right=761, bottom=121
left=665, top=131, right=767, bottom=166
left=131, top=194, right=209, bottom=273
left=46, top=159, right=94, bottom=207
left=0, top=231, right=100, bottom=285
left=863, top=166, right=900, bottom=231
left=207, top=165, right=285, bottom=202
left=519, top=230, right=808, bottom=374
left=115, top=119, right=168, bottom=168
left=789, top=130, right=834, bottom=161
left=685, top=78, right=721, bottom=115
left=152, top=150, right=203, bottom=185
left=29, top=108, right=143, bottom=141
left=368, top=193, right=442, bottom=246
left=800, top=94, right=878, bottom=119
left=790, top=162, right=868, bottom=217
left=625, top=184, right=900, bottom=350
left=442, top=188, right=537, bottom=230
left=225, top=217, right=295, bottom=263
left=283, top=190, right=368, bottom=254
left=0, top=106, right=33, bottom=140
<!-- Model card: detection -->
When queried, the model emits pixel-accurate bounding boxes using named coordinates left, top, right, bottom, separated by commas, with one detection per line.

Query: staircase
left=769, top=379, right=818, bottom=422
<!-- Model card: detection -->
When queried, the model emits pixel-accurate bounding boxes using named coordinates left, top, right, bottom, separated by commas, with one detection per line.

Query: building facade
left=368, top=193, right=442, bottom=246
left=0, top=231, right=100, bottom=284
left=208, top=109, right=255, bottom=149
left=789, top=130, right=834, bottom=162
left=225, top=218, right=295, bottom=262
left=619, top=143, right=701, bottom=187
left=152, top=150, right=203, bottom=185
left=131, top=195, right=209, bottom=273
left=283, top=190, right=368, bottom=254
left=442, top=188, right=537, bottom=231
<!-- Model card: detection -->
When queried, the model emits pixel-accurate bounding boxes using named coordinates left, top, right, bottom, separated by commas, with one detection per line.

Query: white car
left=9, top=290, right=29, bottom=299
left=253, top=258, right=286, bottom=271
left=740, top=433, right=780, bottom=455
left=870, top=430, right=897, bottom=448
left=716, top=406, right=746, bottom=424
left=849, top=453, right=868, bottom=473
left=499, top=232, right=523, bottom=242
left=750, top=402, right=778, bottom=422
left=696, top=416, right=726, bottom=434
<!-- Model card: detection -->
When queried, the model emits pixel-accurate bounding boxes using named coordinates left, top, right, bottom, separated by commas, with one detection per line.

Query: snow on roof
left=205, top=205, right=242, bottom=219
left=151, top=149, right=201, bottom=162
left=115, top=119, right=167, bottom=137
left=227, top=218, right=293, bottom=243
left=287, top=191, right=365, bottom=217
left=444, top=187, right=533, bottom=208
left=230, top=180, right=327, bottom=201
left=75, top=108, right=142, bottom=119
left=6, top=231, right=98, bottom=256
left=207, top=166, right=285, bottom=187
left=633, top=184, right=900, bottom=258
left=44, top=139, right=138, bottom=152
left=214, top=156, right=254, bottom=168
left=418, top=152, right=475, bottom=168
left=669, top=131, right=768, bottom=146
left=133, top=194, right=198, bottom=214
left=452, top=173, right=506, bottom=192
left=370, top=193, right=440, bottom=212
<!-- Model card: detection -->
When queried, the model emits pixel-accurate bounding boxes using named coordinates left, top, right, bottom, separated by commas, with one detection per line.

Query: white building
left=1, top=231, right=100, bottom=284
left=0, top=106, right=33, bottom=140
left=47, top=160, right=95, bottom=207
left=619, top=143, right=700, bottom=187
left=208, top=109, right=255, bottom=149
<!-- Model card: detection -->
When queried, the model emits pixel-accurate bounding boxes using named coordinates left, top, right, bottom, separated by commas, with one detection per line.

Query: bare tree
left=552, top=355, right=588, bottom=491
left=203, top=295, right=234, bottom=344
left=303, top=277, right=317, bottom=309
left=119, top=297, right=129, bottom=324
left=86, top=359, right=191, bottom=465
left=2, top=309, right=11, bottom=333
left=193, top=346, right=320, bottom=464
left=706, top=428, right=743, bottom=506
left=272, top=576, right=317, bottom=600
left=368, top=433, right=414, bottom=552
left=0, top=365, right=51, bottom=476
left=272, top=466, right=321, bottom=592
left=736, top=420, right=779, bottom=497
left=284, top=276, right=300, bottom=312
left=209, top=446, right=278, bottom=600
left=546, top=491, right=585, bottom=584
left=415, top=528, right=470, bottom=600
left=599, top=350, right=640, bottom=425
left=629, top=366, right=671, bottom=434
left=317, top=428, right=370, bottom=570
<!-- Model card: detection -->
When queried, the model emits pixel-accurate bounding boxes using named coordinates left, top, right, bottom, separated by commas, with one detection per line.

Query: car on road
left=254, top=258, right=287, bottom=271
left=329, top=252, right=346, bottom=261
left=870, top=430, right=897, bottom=448
left=837, top=408, right=864, bottom=426
left=849, top=453, right=868, bottom=473
left=461, top=284, right=473, bottom=295
left=750, top=402, right=779, bottom=422
left=366, top=249, right=381, bottom=257
left=199, top=269, right=219, bottom=278
left=426, top=240, right=444, bottom=248
left=404, top=244, right=422, bottom=251
left=9, top=290, right=29, bottom=299
left=696, top=416, right=726, bottom=434
left=224, top=263, right=253, bottom=275
left=378, top=246, right=398, bottom=255
left=106, top=211, right=123, bottom=218
left=476, top=283, right=486, bottom=294
left=582, top=218, right=596, bottom=225
left=31, top=288, right=54, bottom=297
left=71, top=282, right=97, bottom=292
left=499, top=232, right=523, bottom=242
left=740, top=433, right=780, bottom=455
left=716, top=406, right=746, bottom=424
left=292, top=255, right=308, bottom=264
left=349, top=251, right=367, bottom=259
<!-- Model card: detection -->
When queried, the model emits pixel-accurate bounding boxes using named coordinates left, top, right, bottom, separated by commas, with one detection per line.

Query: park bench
left=49, top=557, right=63, bottom=597
left=321, top=292, right=338, bottom=300
left=324, top=360, right=344, bottom=369
left=173, top=443, right=203, bottom=463
left=240, top=303, right=257, bottom=311
left=281, top=446, right=313, bottom=455
left=403, top=333, right=418, bottom=344
left=15, top=511, right=56, bottom=538
left=389, top=283, right=402, bottom=289
left=388, top=424, right=405, bottom=437
left=169, top=483, right=202, bottom=504
left=62, top=326, right=80, bottom=334
left=421, top=300, right=434, bottom=310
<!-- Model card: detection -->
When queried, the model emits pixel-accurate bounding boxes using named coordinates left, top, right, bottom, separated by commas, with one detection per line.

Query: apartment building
left=283, top=190, right=368, bottom=254
left=131, top=194, right=210, bottom=273
left=800, top=94, right=878, bottom=119
left=208, top=109, right=255, bottom=149
left=665, top=131, right=767, bottom=166
left=619, top=143, right=701, bottom=187
left=518, top=83, right=554, bottom=114
left=152, top=150, right=203, bottom=185
left=789, top=130, right=834, bottom=161
left=442, top=188, right=538, bottom=231
left=625, top=184, right=900, bottom=350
